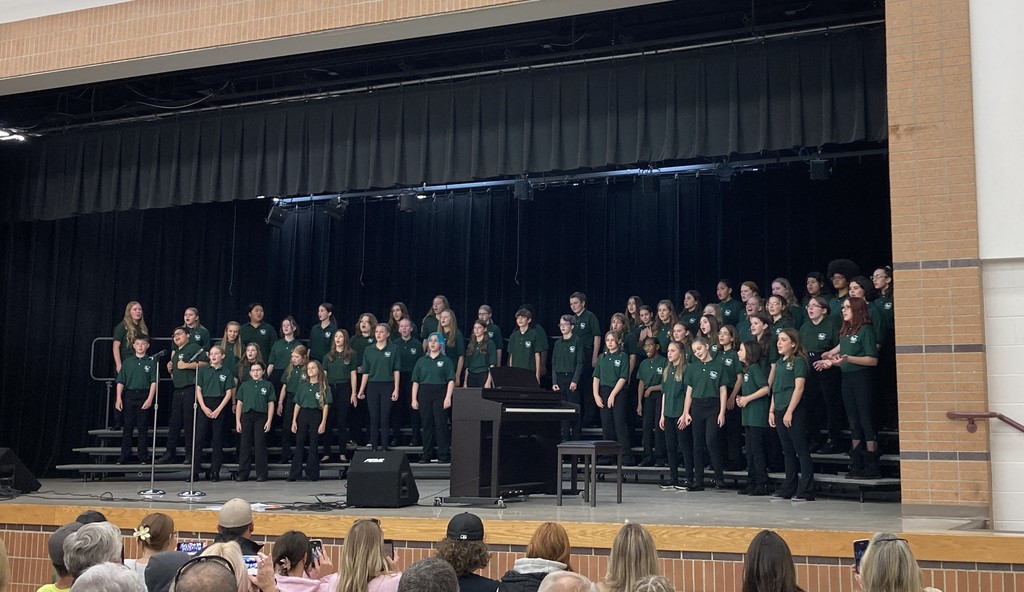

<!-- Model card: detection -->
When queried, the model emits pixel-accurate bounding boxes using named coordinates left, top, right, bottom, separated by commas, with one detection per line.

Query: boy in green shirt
left=635, top=337, right=667, bottom=467
left=157, top=327, right=207, bottom=465
left=114, top=335, right=157, bottom=464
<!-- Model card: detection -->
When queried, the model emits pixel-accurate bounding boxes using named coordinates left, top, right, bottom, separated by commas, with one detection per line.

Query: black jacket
left=498, top=571, right=546, bottom=592
left=212, top=533, right=263, bottom=555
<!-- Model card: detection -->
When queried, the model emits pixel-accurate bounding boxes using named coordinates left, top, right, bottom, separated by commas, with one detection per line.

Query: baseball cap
left=218, top=498, right=253, bottom=528
left=446, top=512, right=484, bottom=541
left=48, top=522, right=83, bottom=565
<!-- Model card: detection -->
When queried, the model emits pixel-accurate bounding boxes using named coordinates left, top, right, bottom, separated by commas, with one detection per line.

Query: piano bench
left=556, top=440, right=623, bottom=507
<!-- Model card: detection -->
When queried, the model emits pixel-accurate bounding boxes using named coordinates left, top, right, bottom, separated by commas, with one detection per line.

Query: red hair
left=526, top=522, right=572, bottom=570
left=840, top=297, right=873, bottom=337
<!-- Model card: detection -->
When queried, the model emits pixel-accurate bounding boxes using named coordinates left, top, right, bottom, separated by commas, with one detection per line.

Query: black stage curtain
left=0, top=28, right=886, bottom=222
left=0, top=161, right=889, bottom=475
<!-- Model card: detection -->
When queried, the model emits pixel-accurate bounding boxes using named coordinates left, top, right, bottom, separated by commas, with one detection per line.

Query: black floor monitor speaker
left=347, top=450, right=419, bottom=508
left=0, top=448, right=41, bottom=493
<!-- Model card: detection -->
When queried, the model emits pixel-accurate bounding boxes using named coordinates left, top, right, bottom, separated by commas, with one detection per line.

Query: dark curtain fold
left=0, top=28, right=886, bottom=222
left=0, top=162, right=890, bottom=475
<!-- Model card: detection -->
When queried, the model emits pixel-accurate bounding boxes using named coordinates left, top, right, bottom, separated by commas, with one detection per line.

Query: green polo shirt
left=268, top=339, right=299, bottom=370
left=186, top=325, right=211, bottom=350
left=284, top=365, right=307, bottom=394
left=236, top=380, right=274, bottom=414
left=239, top=323, right=277, bottom=359
left=872, top=296, right=894, bottom=347
left=222, top=344, right=241, bottom=376
left=294, top=382, right=332, bottom=409
left=637, top=355, right=667, bottom=389
left=351, top=334, right=376, bottom=369
left=717, top=349, right=740, bottom=391
left=198, top=365, right=235, bottom=400
left=680, top=311, right=701, bottom=336
left=828, top=294, right=849, bottom=321
left=362, top=343, right=398, bottom=382
left=661, top=367, right=686, bottom=417
left=389, top=322, right=416, bottom=342
left=685, top=356, right=724, bottom=399
left=411, top=354, right=456, bottom=385
left=309, top=323, right=337, bottom=361
left=800, top=317, right=839, bottom=354
left=395, top=337, right=424, bottom=372
left=574, top=310, right=601, bottom=354
left=442, top=330, right=466, bottom=360
left=171, top=343, right=203, bottom=388
left=771, top=318, right=796, bottom=339
left=772, top=356, right=808, bottom=409
left=508, top=327, right=542, bottom=371
left=839, top=325, right=878, bottom=373
left=740, top=364, right=770, bottom=428
left=465, top=340, right=498, bottom=374
left=324, top=352, right=358, bottom=387
left=552, top=334, right=584, bottom=375
left=486, top=323, right=504, bottom=351
left=112, top=322, right=142, bottom=362
left=656, top=324, right=672, bottom=352
left=720, top=299, right=743, bottom=326
left=737, top=319, right=753, bottom=343
left=593, top=350, right=630, bottom=387
left=420, top=315, right=439, bottom=340
left=116, top=355, right=157, bottom=390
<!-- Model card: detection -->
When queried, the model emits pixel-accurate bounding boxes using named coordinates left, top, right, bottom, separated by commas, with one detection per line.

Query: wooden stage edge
left=2, top=503, right=1023, bottom=564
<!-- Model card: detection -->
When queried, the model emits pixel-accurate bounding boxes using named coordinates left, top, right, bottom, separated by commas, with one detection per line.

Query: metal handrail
left=947, top=411, right=1024, bottom=434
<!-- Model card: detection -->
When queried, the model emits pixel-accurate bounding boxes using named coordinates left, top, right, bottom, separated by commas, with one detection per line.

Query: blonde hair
left=0, top=537, right=9, bottom=592
left=336, top=520, right=393, bottom=592
left=631, top=575, right=674, bottom=592
left=859, top=533, right=922, bottom=592
left=662, top=341, right=686, bottom=383
left=439, top=310, right=460, bottom=349
left=219, top=321, right=244, bottom=361
left=604, top=523, right=658, bottom=592
left=303, top=361, right=329, bottom=408
left=285, top=345, right=310, bottom=377
left=199, top=541, right=249, bottom=592
left=121, top=301, right=149, bottom=343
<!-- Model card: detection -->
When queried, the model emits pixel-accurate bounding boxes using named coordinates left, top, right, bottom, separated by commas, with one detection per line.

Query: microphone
left=188, top=348, right=206, bottom=362
left=151, top=350, right=168, bottom=359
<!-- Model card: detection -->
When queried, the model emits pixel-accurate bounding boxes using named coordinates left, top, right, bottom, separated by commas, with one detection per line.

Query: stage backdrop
left=0, top=161, right=890, bottom=475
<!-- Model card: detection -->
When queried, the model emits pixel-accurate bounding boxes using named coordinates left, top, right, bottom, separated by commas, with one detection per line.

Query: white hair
left=71, top=562, right=146, bottom=592
left=539, top=571, right=595, bottom=592
left=64, top=522, right=123, bottom=579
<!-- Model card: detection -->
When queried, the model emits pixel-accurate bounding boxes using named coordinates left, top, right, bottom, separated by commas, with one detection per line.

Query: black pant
left=722, top=405, right=744, bottom=469
left=663, top=416, right=693, bottom=485
left=195, top=401, right=227, bottom=474
left=366, top=381, right=394, bottom=449
left=164, top=386, right=195, bottom=458
left=390, top=371, right=420, bottom=445
left=691, top=398, right=724, bottom=483
left=744, top=425, right=768, bottom=487
left=806, top=353, right=844, bottom=443
left=641, top=391, right=666, bottom=463
left=278, top=392, right=296, bottom=460
left=580, top=357, right=598, bottom=426
left=290, top=407, right=323, bottom=480
left=598, top=384, right=633, bottom=462
left=466, top=371, right=489, bottom=388
left=326, top=383, right=352, bottom=458
left=238, top=411, right=268, bottom=480
left=841, top=369, right=876, bottom=442
left=555, top=372, right=582, bottom=440
left=775, top=406, right=814, bottom=497
left=418, top=383, right=450, bottom=462
left=120, top=390, right=150, bottom=460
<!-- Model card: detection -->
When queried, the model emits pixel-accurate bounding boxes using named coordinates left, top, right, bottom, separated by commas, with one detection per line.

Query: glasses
left=871, top=274, right=887, bottom=280
left=831, top=274, right=846, bottom=280
left=175, top=555, right=236, bottom=587
left=874, top=537, right=909, bottom=545
left=806, top=303, right=822, bottom=309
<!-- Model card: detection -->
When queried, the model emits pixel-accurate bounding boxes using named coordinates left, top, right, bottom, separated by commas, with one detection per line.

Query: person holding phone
left=855, top=533, right=942, bottom=592
left=272, top=530, right=339, bottom=592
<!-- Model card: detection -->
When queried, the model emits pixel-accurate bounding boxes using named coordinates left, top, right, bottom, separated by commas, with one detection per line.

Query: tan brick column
left=886, top=0, right=992, bottom=520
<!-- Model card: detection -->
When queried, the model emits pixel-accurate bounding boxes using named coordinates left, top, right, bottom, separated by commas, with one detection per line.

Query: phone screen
left=383, top=539, right=394, bottom=559
left=309, top=539, right=324, bottom=561
left=243, top=555, right=259, bottom=576
left=853, top=539, right=869, bottom=573
left=176, top=541, right=204, bottom=556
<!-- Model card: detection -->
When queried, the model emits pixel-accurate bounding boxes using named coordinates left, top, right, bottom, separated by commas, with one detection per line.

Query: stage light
left=323, top=197, right=348, bottom=220
left=399, top=190, right=417, bottom=213
left=714, top=162, right=734, bottom=182
left=809, top=159, right=830, bottom=181
left=514, top=178, right=532, bottom=201
left=640, top=173, right=659, bottom=194
left=266, top=205, right=290, bottom=228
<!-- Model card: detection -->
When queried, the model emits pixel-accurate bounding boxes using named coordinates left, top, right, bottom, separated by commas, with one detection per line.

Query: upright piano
left=450, top=384, right=579, bottom=498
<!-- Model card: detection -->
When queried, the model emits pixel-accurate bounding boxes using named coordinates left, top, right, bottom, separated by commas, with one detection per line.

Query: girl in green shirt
left=624, top=296, right=644, bottom=332
left=267, top=316, right=301, bottom=385
left=766, top=295, right=796, bottom=338
left=476, top=304, right=504, bottom=363
left=771, top=277, right=806, bottom=328
left=289, top=360, right=331, bottom=482
left=357, top=324, right=400, bottom=451
left=324, top=329, right=358, bottom=462
left=218, top=321, right=243, bottom=377
left=593, top=331, right=633, bottom=465
left=388, top=302, right=413, bottom=340
left=276, top=344, right=308, bottom=463
left=682, top=337, right=727, bottom=491
left=437, top=309, right=466, bottom=386
left=112, top=300, right=148, bottom=373
left=420, top=295, right=449, bottom=343
left=717, top=324, right=744, bottom=471
left=653, top=300, right=678, bottom=352
left=769, top=328, right=814, bottom=501
left=464, top=320, right=496, bottom=388
left=736, top=340, right=771, bottom=495
left=698, top=314, right=722, bottom=357
left=238, top=343, right=264, bottom=384
left=659, top=340, right=693, bottom=489
left=748, top=313, right=777, bottom=372
left=680, top=290, right=703, bottom=336
left=411, top=333, right=457, bottom=463
left=309, top=303, right=338, bottom=362
left=234, top=362, right=274, bottom=481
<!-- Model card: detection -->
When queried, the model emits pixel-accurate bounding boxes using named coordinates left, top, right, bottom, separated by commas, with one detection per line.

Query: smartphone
left=309, top=539, right=324, bottom=562
left=176, top=541, right=203, bottom=556
left=853, top=539, right=870, bottom=573
left=243, top=555, right=260, bottom=576
left=383, top=539, right=394, bottom=559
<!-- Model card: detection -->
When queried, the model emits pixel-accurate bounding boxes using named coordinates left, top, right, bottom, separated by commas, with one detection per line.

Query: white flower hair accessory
left=133, top=525, right=151, bottom=541
left=277, top=557, right=292, bottom=574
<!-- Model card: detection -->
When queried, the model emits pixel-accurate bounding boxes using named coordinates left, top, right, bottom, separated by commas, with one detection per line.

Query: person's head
left=859, top=533, right=922, bottom=592
left=217, top=498, right=254, bottom=540
left=738, top=340, right=761, bottom=367
left=605, top=523, right=658, bottom=592
left=557, top=315, right=575, bottom=336
left=642, top=337, right=660, bottom=359
left=144, top=552, right=192, bottom=592
left=64, top=521, right=123, bottom=579
left=340, top=518, right=392, bottom=590
left=631, top=575, right=674, bottom=592
left=538, top=571, right=593, bottom=592
left=288, top=345, right=309, bottom=369
left=806, top=272, right=828, bottom=298
left=765, top=295, right=789, bottom=319
left=665, top=341, right=684, bottom=368
left=172, top=327, right=189, bottom=348
left=124, top=301, right=145, bottom=324
left=427, top=332, right=443, bottom=354
left=827, top=259, right=860, bottom=292
left=610, top=313, right=628, bottom=334
left=805, top=296, right=830, bottom=322
left=72, top=562, right=146, bottom=592
left=438, top=309, right=456, bottom=332
left=207, top=345, right=224, bottom=366
left=472, top=319, right=488, bottom=339
left=177, top=550, right=241, bottom=592
left=358, top=313, right=378, bottom=335
left=436, top=513, right=488, bottom=576
left=638, top=306, right=653, bottom=325
left=718, top=324, right=737, bottom=350
left=431, top=296, right=450, bottom=315
left=399, top=317, right=414, bottom=338
left=771, top=278, right=796, bottom=305
left=375, top=323, right=391, bottom=342
left=132, top=335, right=150, bottom=356
left=515, top=308, right=533, bottom=328
left=183, top=307, right=199, bottom=327
left=390, top=302, right=409, bottom=325
left=333, top=329, right=351, bottom=352
left=135, top=513, right=175, bottom=553
left=626, top=296, right=643, bottom=316
left=745, top=295, right=763, bottom=316
left=671, top=322, right=688, bottom=343
left=569, top=292, right=587, bottom=314
left=248, top=361, right=266, bottom=381
left=604, top=331, right=622, bottom=353
left=656, top=300, right=675, bottom=324
left=244, top=343, right=260, bottom=363
left=682, top=290, right=701, bottom=311
left=742, top=530, right=801, bottom=592
left=740, top=281, right=760, bottom=302
left=224, top=321, right=240, bottom=343
left=319, top=303, right=336, bottom=323
left=280, top=315, right=299, bottom=337
left=397, top=557, right=458, bottom=592
left=748, top=313, right=771, bottom=339
left=477, top=305, right=494, bottom=324
left=526, top=522, right=572, bottom=570
left=717, top=280, right=734, bottom=302
left=849, top=275, right=873, bottom=300
left=305, top=360, right=323, bottom=382
left=272, top=531, right=311, bottom=576
left=702, top=303, right=722, bottom=322
left=841, top=297, right=872, bottom=330
left=247, top=303, right=265, bottom=324
left=777, top=328, right=805, bottom=361
left=872, top=267, right=893, bottom=296
left=699, top=314, right=720, bottom=339
left=48, top=522, right=84, bottom=579
left=0, top=537, right=8, bottom=592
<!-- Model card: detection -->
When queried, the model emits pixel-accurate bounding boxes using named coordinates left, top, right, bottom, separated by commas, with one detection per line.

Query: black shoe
left=286, top=476, right=297, bottom=482
left=822, top=441, right=844, bottom=455
left=638, top=458, right=654, bottom=467
left=115, top=456, right=128, bottom=465
left=791, top=495, right=815, bottom=502
left=256, top=476, right=268, bottom=482
left=713, top=481, right=727, bottom=491
left=738, top=485, right=753, bottom=495
left=210, top=473, right=220, bottom=482
left=748, top=485, right=770, bottom=497
left=771, top=490, right=793, bottom=500
left=236, top=475, right=249, bottom=482
left=154, top=454, right=174, bottom=465
left=686, top=484, right=705, bottom=492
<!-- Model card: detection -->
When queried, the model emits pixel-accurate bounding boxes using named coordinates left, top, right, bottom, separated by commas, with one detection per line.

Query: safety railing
left=946, top=411, right=1024, bottom=434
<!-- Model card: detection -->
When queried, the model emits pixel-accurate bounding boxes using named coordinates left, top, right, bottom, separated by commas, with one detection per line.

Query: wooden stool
left=556, top=440, right=623, bottom=507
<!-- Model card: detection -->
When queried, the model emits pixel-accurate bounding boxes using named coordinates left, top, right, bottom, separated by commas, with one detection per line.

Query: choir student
left=800, top=297, right=843, bottom=454
left=593, top=331, right=633, bottom=465
left=289, top=360, right=331, bottom=481
left=112, top=301, right=148, bottom=373
left=156, top=327, right=207, bottom=464
left=420, top=295, right=450, bottom=342
left=411, top=333, right=456, bottom=463
left=183, top=307, right=211, bottom=349
left=393, top=317, right=424, bottom=446
left=309, top=304, right=338, bottom=362
left=195, top=345, right=235, bottom=481
left=681, top=337, right=726, bottom=490
left=235, top=362, right=274, bottom=481
left=240, top=302, right=277, bottom=359
left=357, top=323, right=400, bottom=451
left=267, top=316, right=301, bottom=385
left=680, top=291, right=703, bottom=336
left=636, top=337, right=667, bottom=467
left=769, top=329, right=814, bottom=501
left=465, top=319, right=497, bottom=388
left=717, top=280, right=744, bottom=326
left=736, top=341, right=770, bottom=496
left=658, top=341, right=690, bottom=489
left=114, top=334, right=157, bottom=464
left=477, top=305, right=504, bottom=363
left=276, top=345, right=309, bottom=463
left=552, top=315, right=584, bottom=440
left=324, top=329, right=358, bottom=462
left=219, top=321, right=243, bottom=377
left=508, top=308, right=543, bottom=384
left=437, top=309, right=466, bottom=386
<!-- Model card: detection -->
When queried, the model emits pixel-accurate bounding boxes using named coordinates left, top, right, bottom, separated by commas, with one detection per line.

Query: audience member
left=71, top=563, right=146, bottom=592
left=197, top=542, right=249, bottom=592
left=144, top=552, right=191, bottom=592
left=742, top=530, right=804, bottom=592
left=170, top=554, right=237, bottom=592
left=213, top=499, right=263, bottom=554
left=272, top=530, right=338, bottom=592
left=857, top=533, right=941, bottom=592
left=631, top=575, right=674, bottom=592
left=500, top=522, right=572, bottom=592
left=337, top=519, right=401, bottom=592
left=595, top=523, right=658, bottom=592
left=63, top=522, right=123, bottom=580
left=435, top=513, right=498, bottom=592
left=537, top=571, right=593, bottom=592
left=75, top=511, right=108, bottom=525
left=39, top=522, right=83, bottom=592
left=0, top=537, right=9, bottom=592
left=397, top=557, right=458, bottom=592
left=125, top=513, right=176, bottom=576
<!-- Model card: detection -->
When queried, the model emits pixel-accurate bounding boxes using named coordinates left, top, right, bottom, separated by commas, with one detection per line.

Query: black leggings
left=326, top=383, right=352, bottom=458
left=775, top=406, right=814, bottom=498
left=690, top=398, right=724, bottom=482
left=663, top=416, right=694, bottom=485
left=744, top=425, right=768, bottom=487
left=365, top=381, right=394, bottom=449
left=841, top=369, right=876, bottom=442
left=598, top=384, right=632, bottom=461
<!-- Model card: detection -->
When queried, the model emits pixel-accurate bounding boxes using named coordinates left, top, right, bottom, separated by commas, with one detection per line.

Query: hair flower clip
left=278, top=557, right=292, bottom=574
left=133, top=525, right=151, bottom=541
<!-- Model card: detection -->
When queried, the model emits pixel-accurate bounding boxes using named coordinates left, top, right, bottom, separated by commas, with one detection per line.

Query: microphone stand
left=179, top=348, right=206, bottom=499
left=139, top=350, right=168, bottom=497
